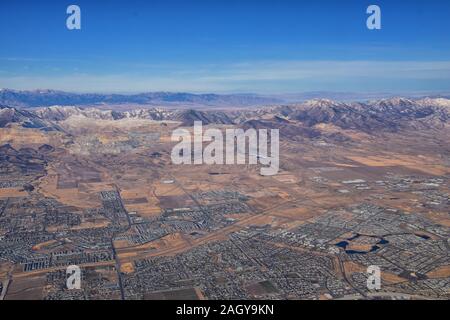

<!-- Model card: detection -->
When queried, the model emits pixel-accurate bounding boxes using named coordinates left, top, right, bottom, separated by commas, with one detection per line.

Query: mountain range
left=0, top=89, right=282, bottom=108
left=1, top=97, right=450, bottom=133
left=3, top=89, right=449, bottom=109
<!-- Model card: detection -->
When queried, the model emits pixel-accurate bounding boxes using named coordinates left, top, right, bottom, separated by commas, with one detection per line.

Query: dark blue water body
left=336, top=241, right=348, bottom=248
left=346, top=245, right=380, bottom=255
left=335, top=234, right=389, bottom=255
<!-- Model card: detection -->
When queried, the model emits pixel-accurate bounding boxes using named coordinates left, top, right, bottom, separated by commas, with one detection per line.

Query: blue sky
left=0, top=0, right=449, bottom=93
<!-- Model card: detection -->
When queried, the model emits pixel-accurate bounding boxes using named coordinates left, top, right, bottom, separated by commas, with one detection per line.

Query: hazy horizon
left=1, top=87, right=450, bottom=98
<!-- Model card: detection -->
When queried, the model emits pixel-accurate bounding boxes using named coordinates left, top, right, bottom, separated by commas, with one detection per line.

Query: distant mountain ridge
left=2, top=88, right=449, bottom=109
left=0, top=89, right=282, bottom=108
